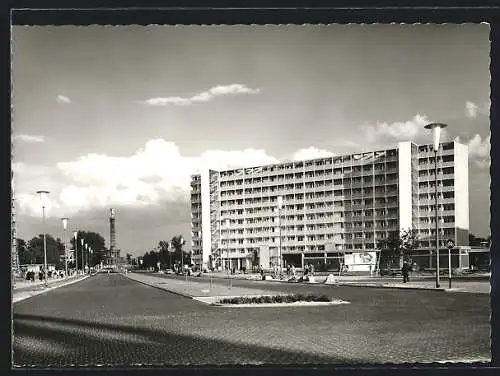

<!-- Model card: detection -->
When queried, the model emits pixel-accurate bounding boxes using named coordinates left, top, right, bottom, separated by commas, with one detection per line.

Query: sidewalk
left=12, top=275, right=90, bottom=304
left=198, top=272, right=490, bottom=294
left=13, top=273, right=88, bottom=291
left=125, top=272, right=287, bottom=299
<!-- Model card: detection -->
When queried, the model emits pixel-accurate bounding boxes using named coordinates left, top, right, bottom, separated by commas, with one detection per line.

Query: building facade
left=190, top=141, right=469, bottom=272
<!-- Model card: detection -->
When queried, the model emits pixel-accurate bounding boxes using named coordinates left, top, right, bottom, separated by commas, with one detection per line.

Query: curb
left=334, top=282, right=446, bottom=291
left=12, top=275, right=90, bottom=304
left=122, top=273, right=196, bottom=300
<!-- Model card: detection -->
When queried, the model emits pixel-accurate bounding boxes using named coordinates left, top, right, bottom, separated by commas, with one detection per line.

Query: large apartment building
left=190, top=141, right=469, bottom=272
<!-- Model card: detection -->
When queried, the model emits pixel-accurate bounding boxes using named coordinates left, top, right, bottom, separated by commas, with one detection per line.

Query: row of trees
left=138, top=236, right=192, bottom=270
left=16, top=230, right=108, bottom=270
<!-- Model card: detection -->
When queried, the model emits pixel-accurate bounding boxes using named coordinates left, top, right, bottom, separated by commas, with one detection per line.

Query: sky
left=11, top=24, right=491, bottom=256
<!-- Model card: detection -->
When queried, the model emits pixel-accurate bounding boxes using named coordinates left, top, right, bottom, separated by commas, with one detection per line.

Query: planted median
left=208, top=293, right=349, bottom=307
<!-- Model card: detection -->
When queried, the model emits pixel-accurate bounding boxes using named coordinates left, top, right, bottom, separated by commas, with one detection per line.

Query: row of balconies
left=219, top=191, right=399, bottom=205
left=219, top=181, right=401, bottom=197
left=219, top=201, right=399, bottom=213
left=219, top=173, right=400, bottom=189
left=218, top=167, right=401, bottom=186
left=218, top=158, right=400, bottom=181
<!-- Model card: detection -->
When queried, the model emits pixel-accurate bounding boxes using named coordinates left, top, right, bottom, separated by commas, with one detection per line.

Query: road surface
left=13, top=273, right=490, bottom=367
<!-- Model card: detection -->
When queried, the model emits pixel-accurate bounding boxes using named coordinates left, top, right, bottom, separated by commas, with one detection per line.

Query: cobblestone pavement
left=13, top=273, right=490, bottom=367
left=12, top=275, right=90, bottom=304
left=126, top=272, right=289, bottom=298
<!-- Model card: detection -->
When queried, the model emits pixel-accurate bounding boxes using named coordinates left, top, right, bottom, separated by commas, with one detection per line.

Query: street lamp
left=80, top=238, right=84, bottom=275
left=277, top=196, right=283, bottom=279
left=36, top=190, right=50, bottom=287
left=180, top=236, right=187, bottom=280
left=61, top=217, right=69, bottom=278
left=225, top=219, right=231, bottom=289
left=89, top=246, right=93, bottom=270
left=85, top=243, right=89, bottom=273
left=73, top=231, right=78, bottom=275
left=198, top=230, right=203, bottom=273
left=167, top=242, right=172, bottom=270
left=424, top=122, right=448, bottom=289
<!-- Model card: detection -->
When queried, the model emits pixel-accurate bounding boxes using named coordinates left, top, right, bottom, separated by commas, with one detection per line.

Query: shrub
left=218, top=293, right=332, bottom=305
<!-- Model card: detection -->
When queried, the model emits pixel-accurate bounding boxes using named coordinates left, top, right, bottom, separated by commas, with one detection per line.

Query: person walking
left=402, top=261, right=410, bottom=283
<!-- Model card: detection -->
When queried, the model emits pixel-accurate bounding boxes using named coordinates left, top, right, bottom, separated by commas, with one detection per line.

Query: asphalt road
left=13, top=273, right=490, bottom=367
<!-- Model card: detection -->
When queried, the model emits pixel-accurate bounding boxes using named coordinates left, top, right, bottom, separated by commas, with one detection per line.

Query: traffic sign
left=446, top=239, right=455, bottom=249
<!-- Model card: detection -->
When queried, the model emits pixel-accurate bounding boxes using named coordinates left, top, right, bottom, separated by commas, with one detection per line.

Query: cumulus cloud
left=56, top=94, right=72, bottom=104
left=14, top=139, right=280, bottom=218
left=16, top=192, right=62, bottom=218
left=465, top=100, right=490, bottom=118
left=289, top=147, right=335, bottom=161
left=455, top=133, right=490, bottom=168
left=463, top=133, right=490, bottom=168
left=14, top=134, right=45, bottom=143
left=361, top=114, right=433, bottom=144
left=465, top=101, right=480, bottom=118
left=141, top=84, right=260, bottom=106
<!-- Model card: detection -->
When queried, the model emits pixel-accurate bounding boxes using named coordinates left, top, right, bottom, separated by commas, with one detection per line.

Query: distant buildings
left=191, top=141, right=469, bottom=272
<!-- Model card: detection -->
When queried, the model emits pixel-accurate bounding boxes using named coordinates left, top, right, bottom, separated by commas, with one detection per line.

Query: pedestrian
left=286, top=264, right=291, bottom=276
left=291, top=265, right=296, bottom=279
left=309, top=263, right=314, bottom=276
left=402, top=261, right=410, bottom=283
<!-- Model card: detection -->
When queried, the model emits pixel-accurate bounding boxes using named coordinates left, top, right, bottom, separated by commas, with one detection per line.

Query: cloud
left=14, top=134, right=45, bottom=143
left=56, top=94, right=72, bottom=104
left=360, top=114, right=434, bottom=144
left=456, top=133, right=491, bottom=169
left=465, top=100, right=490, bottom=118
left=465, top=101, right=479, bottom=118
left=16, top=192, right=62, bottom=218
left=289, top=147, right=335, bottom=161
left=14, top=139, right=279, bottom=218
left=141, top=84, right=260, bottom=106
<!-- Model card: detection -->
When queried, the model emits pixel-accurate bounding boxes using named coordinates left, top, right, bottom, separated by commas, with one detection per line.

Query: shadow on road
left=13, top=312, right=364, bottom=367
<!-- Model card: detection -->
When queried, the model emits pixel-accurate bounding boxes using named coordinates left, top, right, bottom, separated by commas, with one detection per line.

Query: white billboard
left=344, top=251, right=377, bottom=272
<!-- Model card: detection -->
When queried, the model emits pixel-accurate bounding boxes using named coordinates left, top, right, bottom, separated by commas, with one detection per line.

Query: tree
left=157, top=240, right=171, bottom=268
left=16, top=238, right=30, bottom=265
left=170, top=235, right=189, bottom=266
left=70, top=230, right=107, bottom=268
left=377, top=231, right=402, bottom=265
left=27, top=234, right=65, bottom=269
left=377, top=229, right=420, bottom=268
left=400, top=228, right=419, bottom=262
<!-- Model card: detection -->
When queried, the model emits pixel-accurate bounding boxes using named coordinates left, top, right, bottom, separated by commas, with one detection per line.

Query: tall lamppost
left=424, top=122, right=448, bottom=289
left=80, top=238, right=84, bottom=275
left=180, top=236, right=187, bottom=280
left=225, top=219, right=231, bottom=289
left=85, top=243, right=89, bottom=273
left=167, top=242, right=172, bottom=270
left=61, top=217, right=69, bottom=278
left=36, top=190, right=50, bottom=287
left=89, top=247, right=93, bottom=272
left=198, top=230, right=203, bottom=273
left=73, top=231, right=78, bottom=275
left=277, top=196, right=283, bottom=278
